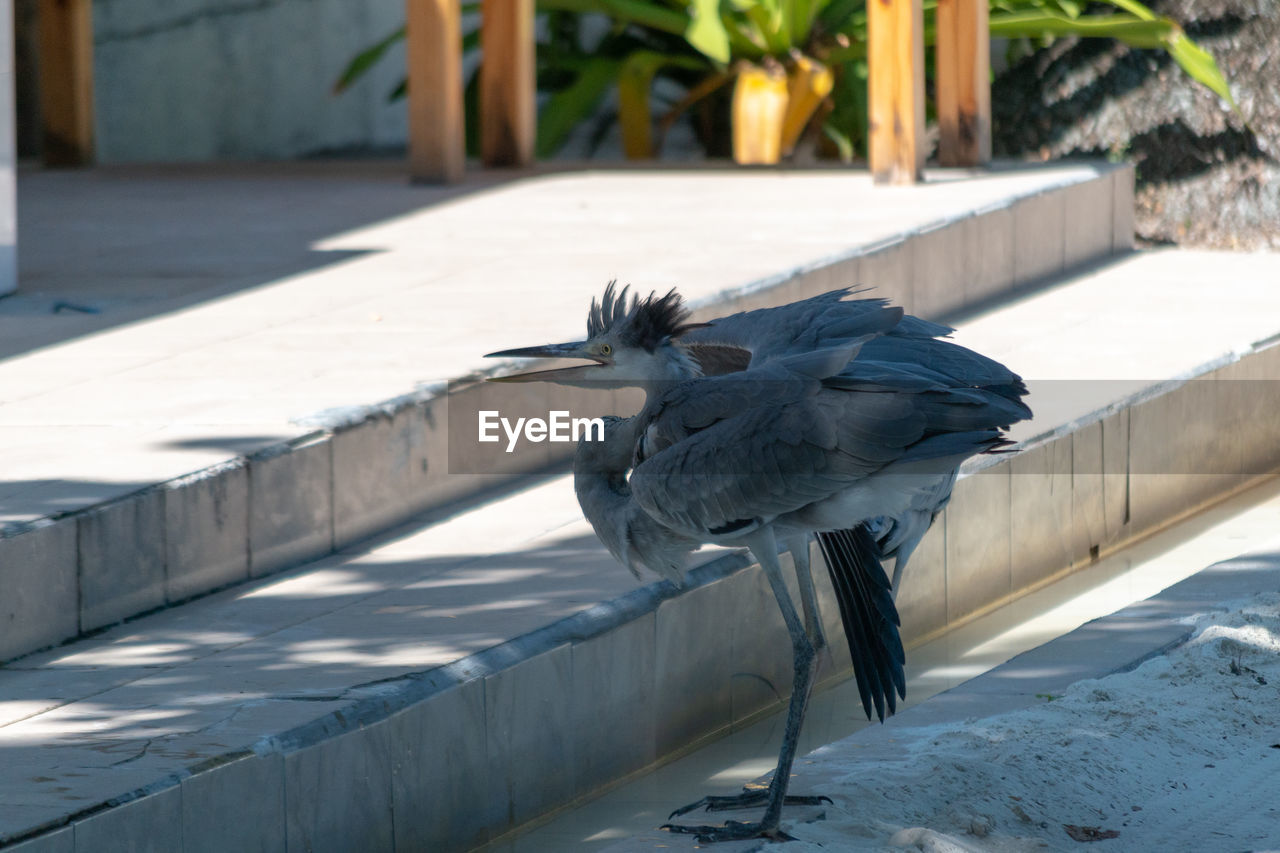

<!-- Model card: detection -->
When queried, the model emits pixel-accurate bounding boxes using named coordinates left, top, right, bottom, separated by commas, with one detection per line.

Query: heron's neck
left=572, top=418, right=642, bottom=565
left=573, top=417, right=642, bottom=478
left=637, top=342, right=701, bottom=401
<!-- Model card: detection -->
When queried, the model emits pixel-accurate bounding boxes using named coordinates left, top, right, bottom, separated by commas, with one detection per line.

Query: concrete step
left=1, top=161, right=1130, bottom=663
left=2, top=247, right=1279, bottom=853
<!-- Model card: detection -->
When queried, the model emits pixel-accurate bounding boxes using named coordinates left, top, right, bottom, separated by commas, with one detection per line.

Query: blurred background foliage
left=335, top=0, right=1234, bottom=163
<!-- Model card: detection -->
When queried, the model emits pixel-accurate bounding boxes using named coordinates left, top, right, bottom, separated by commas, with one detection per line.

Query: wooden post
left=38, top=0, right=95, bottom=166
left=405, top=0, right=465, bottom=182
left=480, top=0, right=536, bottom=167
left=936, top=0, right=991, bottom=167
left=867, top=0, right=925, bottom=184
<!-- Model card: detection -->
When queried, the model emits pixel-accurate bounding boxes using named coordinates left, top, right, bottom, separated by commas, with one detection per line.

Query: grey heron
left=487, top=285, right=1030, bottom=841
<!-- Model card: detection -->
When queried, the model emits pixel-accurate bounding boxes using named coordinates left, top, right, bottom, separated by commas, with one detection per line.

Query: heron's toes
left=789, top=794, right=831, bottom=806
left=667, top=788, right=765, bottom=818
left=660, top=819, right=795, bottom=843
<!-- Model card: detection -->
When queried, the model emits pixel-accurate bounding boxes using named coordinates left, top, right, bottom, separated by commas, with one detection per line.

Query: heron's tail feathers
left=816, top=525, right=906, bottom=722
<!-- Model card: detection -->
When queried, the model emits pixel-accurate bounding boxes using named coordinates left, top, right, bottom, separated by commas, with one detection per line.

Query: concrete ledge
left=164, top=461, right=250, bottom=602
left=77, top=490, right=167, bottom=633
left=0, top=519, right=77, bottom=663
left=914, top=342, right=1280, bottom=640
left=0, top=164, right=1130, bottom=665
left=248, top=436, right=334, bottom=577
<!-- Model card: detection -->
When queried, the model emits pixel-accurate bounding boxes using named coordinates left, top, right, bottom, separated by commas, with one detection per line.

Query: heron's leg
left=663, top=529, right=824, bottom=842
left=753, top=533, right=821, bottom=830
left=787, top=535, right=827, bottom=652
left=890, top=556, right=906, bottom=600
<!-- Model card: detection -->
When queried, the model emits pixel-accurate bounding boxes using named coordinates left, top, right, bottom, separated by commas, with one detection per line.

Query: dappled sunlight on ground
left=242, top=567, right=391, bottom=599
left=0, top=506, right=652, bottom=821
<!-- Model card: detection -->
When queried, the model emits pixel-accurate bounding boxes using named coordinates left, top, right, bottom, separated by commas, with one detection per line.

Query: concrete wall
left=1, top=0, right=15, bottom=294
left=91, top=0, right=410, bottom=162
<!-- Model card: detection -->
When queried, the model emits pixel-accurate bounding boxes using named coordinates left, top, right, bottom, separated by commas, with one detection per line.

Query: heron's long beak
left=484, top=341, right=609, bottom=383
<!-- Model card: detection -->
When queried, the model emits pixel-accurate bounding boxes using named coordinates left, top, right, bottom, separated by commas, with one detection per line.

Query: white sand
left=786, top=593, right=1280, bottom=852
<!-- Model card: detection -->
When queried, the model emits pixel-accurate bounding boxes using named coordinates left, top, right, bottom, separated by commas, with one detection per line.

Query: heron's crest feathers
left=588, top=281, right=700, bottom=352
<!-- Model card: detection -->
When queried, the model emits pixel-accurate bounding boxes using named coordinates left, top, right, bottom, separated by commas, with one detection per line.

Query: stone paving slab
left=3, top=245, right=1280, bottom=851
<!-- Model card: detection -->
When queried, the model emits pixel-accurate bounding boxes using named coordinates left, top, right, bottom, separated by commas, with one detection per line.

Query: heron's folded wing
left=680, top=290, right=908, bottom=371
left=857, top=336, right=1031, bottom=413
left=638, top=340, right=869, bottom=458
left=630, top=389, right=927, bottom=536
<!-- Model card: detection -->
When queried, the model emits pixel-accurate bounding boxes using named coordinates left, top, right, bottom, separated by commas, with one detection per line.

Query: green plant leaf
left=988, top=7, right=1238, bottom=112
left=780, top=0, right=797, bottom=48
left=1054, top=0, right=1082, bottom=18
left=1096, top=0, right=1158, bottom=21
left=618, top=49, right=710, bottom=156
left=541, top=0, right=692, bottom=37
left=817, top=0, right=861, bottom=32
left=788, top=0, right=826, bottom=46
left=333, top=0, right=482, bottom=95
left=823, top=58, right=866, bottom=159
left=685, top=0, right=732, bottom=63
left=537, top=57, right=622, bottom=157
left=1166, top=31, right=1238, bottom=111
left=724, top=19, right=769, bottom=58
left=821, top=123, right=854, bottom=162
left=743, top=0, right=789, bottom=53
left=987, top=11, right=1171, bottom=47
left=333, top=27, right=405, bottom=94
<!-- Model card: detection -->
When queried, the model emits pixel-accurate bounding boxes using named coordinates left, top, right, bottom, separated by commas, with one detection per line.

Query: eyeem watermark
left=478, top=410, right=605, bottom=453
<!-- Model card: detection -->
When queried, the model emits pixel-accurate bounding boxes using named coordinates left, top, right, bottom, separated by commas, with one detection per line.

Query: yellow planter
left=781, top=55, right=834, bottom=157
left=731, top=62, right=789, bottom=165
left=731, top=56, right=833, bottom=165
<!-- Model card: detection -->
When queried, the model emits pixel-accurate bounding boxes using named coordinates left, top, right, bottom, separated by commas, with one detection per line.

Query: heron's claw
left=660, top=819, right=795, bottom=843
left=668, top=787, right=831, bottom=818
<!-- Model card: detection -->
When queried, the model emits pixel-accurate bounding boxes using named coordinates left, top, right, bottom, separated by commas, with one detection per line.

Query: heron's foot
left=660, top=819, right=795, bottom=843
left=668, top=787, right=831, bottom=818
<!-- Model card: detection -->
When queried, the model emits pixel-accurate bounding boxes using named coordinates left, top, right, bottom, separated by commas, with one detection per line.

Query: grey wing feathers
left=631, top=364, right=1025, bottom=538
left=637, top=340, right=866, bottom=458
left=631, top=389, right=929, bottom=535
left=679, top=290, right=906, bottom=371
left=629, top=286, right=1031, bottom=551
left=855, top=336, right=1030, bottom=411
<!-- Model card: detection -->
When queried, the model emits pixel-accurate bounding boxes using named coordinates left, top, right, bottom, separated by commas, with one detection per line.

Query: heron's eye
left=600, top=344, right=612, bottom=356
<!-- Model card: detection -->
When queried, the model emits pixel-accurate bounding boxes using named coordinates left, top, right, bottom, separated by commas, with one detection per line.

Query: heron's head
left=485, top=282, right=705, bottom=389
